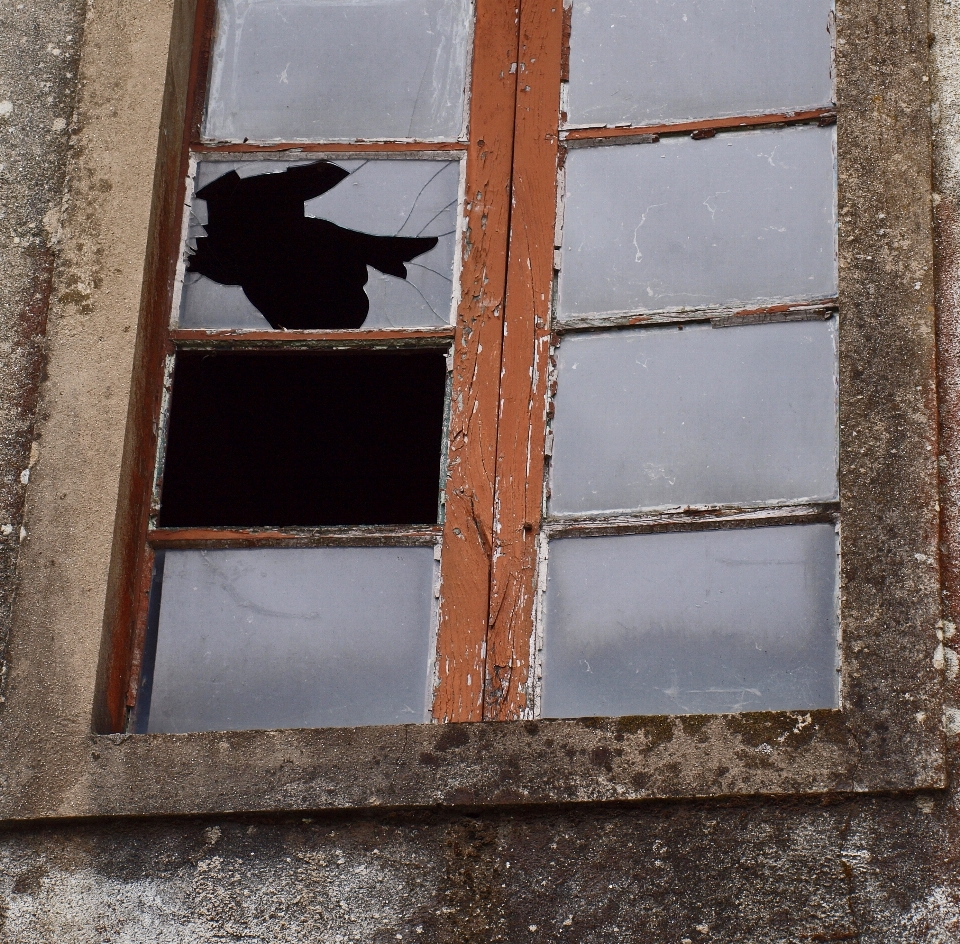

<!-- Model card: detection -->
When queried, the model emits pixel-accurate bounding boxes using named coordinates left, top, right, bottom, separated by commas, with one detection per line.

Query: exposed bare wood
left=430, top=0, right=522, bottom=722
left=484, top=0, right=564, bottom=721
left=170, top=327, right=455, bottom=349
left=542, top=501, right=840, bottom=539
left=194, top=141, right=468, bottom=153
left=554, top=299, right=839, bottom=333
left=562, top=107, right=836, bottom=142
left=148, top=526, right=441, bottom=549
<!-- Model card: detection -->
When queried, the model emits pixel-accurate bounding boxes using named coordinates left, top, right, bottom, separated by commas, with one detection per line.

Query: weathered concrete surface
left=0, top=796, right=955, bottom=943
left=0, top=0, right=957, bottom=940
left=0, top=0, right=85, bottom=702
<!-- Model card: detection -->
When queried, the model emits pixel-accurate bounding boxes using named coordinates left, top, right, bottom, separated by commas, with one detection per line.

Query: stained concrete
left=0, top=0, right=957, bottom=939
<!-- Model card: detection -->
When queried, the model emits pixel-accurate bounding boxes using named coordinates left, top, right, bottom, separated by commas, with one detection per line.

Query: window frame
left=74, top=0, right=945, bottom=810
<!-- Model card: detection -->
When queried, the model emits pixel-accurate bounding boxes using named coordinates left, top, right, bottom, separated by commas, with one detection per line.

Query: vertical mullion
left=483, top=0, right=563, bottom=720
left=430, top=0, right=523, bottom=721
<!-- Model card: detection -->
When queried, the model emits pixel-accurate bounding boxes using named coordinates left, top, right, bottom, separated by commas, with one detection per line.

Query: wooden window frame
left=80, top=0, right=943, bottom=810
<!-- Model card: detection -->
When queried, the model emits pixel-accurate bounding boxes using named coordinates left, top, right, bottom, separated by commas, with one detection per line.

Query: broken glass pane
left=203, top=0, right=472, bottom=143
left=178, top=158, right=459, bottom=330
left=540, top=524, right=839, bottom=718
left=142, top=547, right=437, bottom=732
left=549, top=320, right=838, bottom=514
left=557, top=125, right=837, bottom=319
left=566, top=0, right=834, bottom=129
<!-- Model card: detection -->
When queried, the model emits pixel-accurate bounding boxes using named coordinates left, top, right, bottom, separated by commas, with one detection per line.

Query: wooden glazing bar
left=562, top=107, right=836, bottom=143
left=484, top=0, right=564, bottom=721
left=429, top=0, right=523, bottom=723
left=148, top=526, right=441, bottom=549
left=542, top=501, right=840, bottom=540
left=555, top=300, right=839, bottom=334
left=170, top=327, right=455, bottom=349
left=194, top=141, right=468, bottom=154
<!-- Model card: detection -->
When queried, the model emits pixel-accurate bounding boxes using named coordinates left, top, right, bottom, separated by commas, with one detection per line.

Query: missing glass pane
left=157, top=350, right=447, bottom=527
left=180, top=159, right=458, bottom=330
left=138, top=546, right=437, bottom=733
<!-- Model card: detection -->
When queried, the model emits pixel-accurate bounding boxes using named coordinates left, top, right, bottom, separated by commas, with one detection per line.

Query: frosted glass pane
left=558, top=125, right=837, bottom=318
left=204, top=0, right=472, bottom=142
left=541, top=524, right=839, bottom=718
left=567, top=0, right=834, bottom=128
left=178, top=159, right=458, bottom=329
left=549, top=320, right=838, bottom=513
left=145, top=547, right=436, bottom=732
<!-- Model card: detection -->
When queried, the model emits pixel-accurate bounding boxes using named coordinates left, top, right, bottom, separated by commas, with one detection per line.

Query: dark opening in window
left=158, top=349, right=447, bottom=527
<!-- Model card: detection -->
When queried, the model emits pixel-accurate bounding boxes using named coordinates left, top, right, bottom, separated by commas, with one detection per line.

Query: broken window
left=105, top=0, right=845, bottom=733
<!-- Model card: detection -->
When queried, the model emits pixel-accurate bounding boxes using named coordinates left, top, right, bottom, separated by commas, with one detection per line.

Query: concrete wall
left=0, top=0, right=958, bottom=940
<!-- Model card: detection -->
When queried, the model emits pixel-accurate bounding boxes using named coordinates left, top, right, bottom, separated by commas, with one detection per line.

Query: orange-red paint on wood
left=484, top=0, right=564, bottom=720
left=170, top=327, right=455, bottom=347
left=430, top=0, right=523, bottom=722
left=562, top=107, right=835, bottom=142
left=95, top=0, right=208, bottom=732
left=148, top=526, right=440, bottom=548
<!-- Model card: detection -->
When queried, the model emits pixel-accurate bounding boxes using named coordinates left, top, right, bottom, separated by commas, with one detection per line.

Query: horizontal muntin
left=551, top=300, right=838, bottom=334
left=147, top=525, right=442, bottom=549
left=193, top=141, right=469, bottom=155
left=542, top=500, right=839, bottom=539
left=561, top=108, right=836, bottom=144
left=168, top=326, right=456, bottom=350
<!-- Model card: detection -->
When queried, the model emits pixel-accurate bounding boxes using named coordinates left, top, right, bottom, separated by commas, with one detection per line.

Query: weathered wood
left=94, top=0, right=207, bottom=733
left=170, top=327, right=454, bottom=348
left=542, top=501, right=840, bottom=540
left=484, top=0, right=564, bottom=721
left=430, top=0, right=522, bottom=722
left=148, top=526, right=441, bottom=548
left=194, top=141, right=467, bottom=153
left=555, top=300, right=839, bottom=333
left=562, top=107, right=835, bottom=141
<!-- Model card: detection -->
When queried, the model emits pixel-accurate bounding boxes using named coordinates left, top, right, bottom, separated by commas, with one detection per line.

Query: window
left=89, top=0, right=943, bottom=805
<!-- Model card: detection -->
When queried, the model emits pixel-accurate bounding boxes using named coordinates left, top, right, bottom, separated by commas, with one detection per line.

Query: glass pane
left=558, top=125, right=837, bottom=318
left=549, top=320, right=838, bottom=514
left=158, top=350, right=447, bottom=528
left=540, top=524, right=839, bottom=718
left=203, top=0, right=472, bottom=143
left=143, top=547, right=437, bottom=732
left=178, top=158, right=459, bottom=330
left=566, top=0, right=834, bottom=128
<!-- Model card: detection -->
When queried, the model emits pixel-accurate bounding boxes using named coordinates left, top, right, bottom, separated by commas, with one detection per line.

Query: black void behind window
left=158, top=350, right=447, bottom=527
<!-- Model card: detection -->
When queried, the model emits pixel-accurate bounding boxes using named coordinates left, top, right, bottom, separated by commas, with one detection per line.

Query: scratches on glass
left=203, top=0, right=473, bottom=144
left=179, top=158, right=461, bottom=330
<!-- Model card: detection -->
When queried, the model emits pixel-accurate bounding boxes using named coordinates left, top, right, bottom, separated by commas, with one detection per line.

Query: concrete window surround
left=0, top=0, right=945, bottom=822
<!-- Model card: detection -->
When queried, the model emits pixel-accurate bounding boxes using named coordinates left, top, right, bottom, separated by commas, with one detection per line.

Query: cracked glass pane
left=178, top=158, right=459, bottom=329
left=540, top=524, right=840, bottom=718
left=203, top=0, right=472, bottom=143
left=548, top=320, right=838, bottom=514
left=557, top=125, right=837, bottom=319
left=566, top=0, right=834, bottom=129
left=141, top=547, right=437, bottom=732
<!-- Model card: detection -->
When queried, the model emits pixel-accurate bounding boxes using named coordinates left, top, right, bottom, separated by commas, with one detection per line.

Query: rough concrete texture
left=0, top=0, right=958, bottom=940
left=0, top=0, right=85, bottom=701
left=0, top=797, right=955, bottom=943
